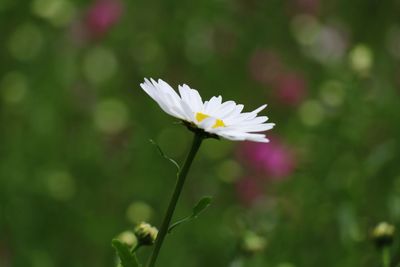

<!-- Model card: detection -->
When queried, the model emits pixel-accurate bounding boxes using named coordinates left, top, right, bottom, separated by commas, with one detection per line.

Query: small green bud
left=116, top=231, right=137, bottom=247
left=134, top=222, right=158, bottom=246
left=372, top=222, right=395, bottom=248
left=241, top=231, right=267, bottom=256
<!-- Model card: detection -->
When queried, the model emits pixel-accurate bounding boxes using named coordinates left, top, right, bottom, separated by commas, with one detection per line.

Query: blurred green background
left=1, top=0, right=400, bottom=266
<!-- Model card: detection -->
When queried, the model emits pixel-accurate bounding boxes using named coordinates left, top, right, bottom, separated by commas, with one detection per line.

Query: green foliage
left=112, top=239, right=141, bottom=267
left=168, top=196, right=213, bottom=233
left=1, top=0, right=400, bottom=267
left=192, top=196, right=213, bottom=218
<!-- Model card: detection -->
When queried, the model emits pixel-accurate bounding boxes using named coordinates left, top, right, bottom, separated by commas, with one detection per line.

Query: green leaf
left=149, top=139, right=180, bottom=172
left=192, top=196, right=212, bottom=218
left=168, top=196, right=213, bottom=233
left=112, top=239, right=141, bottom=267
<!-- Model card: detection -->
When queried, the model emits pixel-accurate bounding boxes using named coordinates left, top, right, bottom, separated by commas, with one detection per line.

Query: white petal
left=234, top=116, right=269, bottom=126
left=251, top=104, right=267, bottom=114
left=224, top=112, right=254, bottom=124
left=204, top=96, right=222, bottom=115
left=218, top=130, right=269, bottom=142
left=141, top=79, right=156, bottom=99
left=217, top=132, right=246, bottom=141
left=151, top=79, right=183, bottom=111
left=181, top=84, right=203, bottom=112
left=228, top=123, right=275, bottom=132
left=225, top=104, right=268, bottom=124
left=180, top=100, right=195, bottom=121
left=156, top=79, right=182, bottom=105
left=141, top=80, right=177, bottom=117
left=246, top=136, right=270, bottom=143
left=222, top=104, right=244, bottom=121
left=213, top=101, right=236, bottom=118
left=178, top=85, right=192, bottom=105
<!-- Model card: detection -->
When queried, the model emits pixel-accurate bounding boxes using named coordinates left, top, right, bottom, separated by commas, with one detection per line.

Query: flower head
left=116, top=230, right=138, bottom=247
left=372, top=222, right=395, bottom=248
left=134, top=222, right=158, bottom=246
left=140, top=78, right=275, bottom=142
left=85, top=0, right=123, bottom=37
left=238, top=137, right=296, bottom=179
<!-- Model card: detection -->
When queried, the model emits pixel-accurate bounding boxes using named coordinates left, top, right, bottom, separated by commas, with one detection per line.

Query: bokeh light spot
left=217, top=160, right=242, bottom=183
left=126, top=201, right=153, bottom=224
left=44, top=171, right=76, bottom=201
left=94, top=98, right=129, bottom=134
left=83, top=47, right=118, bottom=84
left=277, top=263, right=296, bottom=267
left=1, top=72, right=28, bottom=104
left=291, top=14, right=320, bottom=46
left=31, top=0, right=76, bottom=27
left=31, top=250, right=54, bottom=267
left=349, top=44, right=373, bottom=75
left=299, top=100, right=324, bottom=126
left=7, top=23, right=44, bottom=61
left=319, top=80, right=345, bottom=107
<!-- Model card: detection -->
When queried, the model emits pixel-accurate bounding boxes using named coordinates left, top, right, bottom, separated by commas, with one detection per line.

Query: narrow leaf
left=168, top=196, right=213, bottom=233
left=149, top=139, right=180, bottom=171
left=191, top=196, right=212, bottom=218
left=112, top=239, right=141, bottom=267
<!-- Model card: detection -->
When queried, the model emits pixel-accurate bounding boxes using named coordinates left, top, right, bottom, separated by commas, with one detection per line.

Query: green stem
left=382, top=247, right=390, bottom=267
left=131, top=244, right=140, bottom=253
left=147, top=132, right=204, bottom=267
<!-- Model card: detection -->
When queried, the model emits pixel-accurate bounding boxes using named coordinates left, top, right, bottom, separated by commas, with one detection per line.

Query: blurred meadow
left=1, top=0, right=400, bottom=266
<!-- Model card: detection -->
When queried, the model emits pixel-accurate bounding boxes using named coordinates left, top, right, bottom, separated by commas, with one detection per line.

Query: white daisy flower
left=140, top=78, right=275, bottom=143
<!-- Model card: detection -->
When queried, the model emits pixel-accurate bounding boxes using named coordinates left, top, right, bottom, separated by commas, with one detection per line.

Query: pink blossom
left=275, top=72, right=307, bottom=106
left=238, top=138, right=296, bottom=180
left=85, top=0, right=123, bottom=38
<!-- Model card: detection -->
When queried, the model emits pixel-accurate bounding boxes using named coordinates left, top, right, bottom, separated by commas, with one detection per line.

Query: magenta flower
left=85, top=0, right=123, bottom=37
left=238, top=137, right=296, bottom=180
left=275, top=72, right=307, bottom=106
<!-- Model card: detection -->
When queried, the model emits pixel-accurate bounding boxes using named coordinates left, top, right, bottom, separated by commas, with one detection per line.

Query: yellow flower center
left=195, top=112, right=226, bottom=128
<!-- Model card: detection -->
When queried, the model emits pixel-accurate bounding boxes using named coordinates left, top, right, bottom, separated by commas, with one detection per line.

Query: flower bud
left=372, top=222, right=395, bottom=248
left=134, top=222, right=158, bottom=246
left=116, top=231, right=137, bottom=247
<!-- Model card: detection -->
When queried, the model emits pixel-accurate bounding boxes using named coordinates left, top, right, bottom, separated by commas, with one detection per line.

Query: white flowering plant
left=112, top=78, right=275, bottom=267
